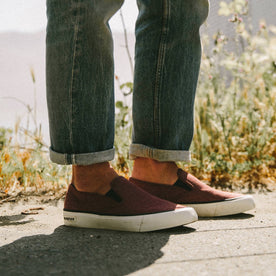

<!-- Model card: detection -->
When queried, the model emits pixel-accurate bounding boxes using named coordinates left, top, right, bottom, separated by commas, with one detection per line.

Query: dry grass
left=0, top=0, right=275, bottom=200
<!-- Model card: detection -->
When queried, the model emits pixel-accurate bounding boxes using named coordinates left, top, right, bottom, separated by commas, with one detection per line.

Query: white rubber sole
left=185, top=195, right=255, bottom=217
left=63, top=207, right=198, bottom=232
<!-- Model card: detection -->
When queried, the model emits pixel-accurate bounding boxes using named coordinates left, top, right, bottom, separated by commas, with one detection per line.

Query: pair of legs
left=46, top=0, right=254, bottom=231
left=46, top=0, right=209, bottom=182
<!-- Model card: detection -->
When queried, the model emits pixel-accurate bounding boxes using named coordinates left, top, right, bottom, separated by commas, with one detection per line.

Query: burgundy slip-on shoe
left=129, top=169, right=255, bottom=217
left=63, top=176, right=198, bottom=232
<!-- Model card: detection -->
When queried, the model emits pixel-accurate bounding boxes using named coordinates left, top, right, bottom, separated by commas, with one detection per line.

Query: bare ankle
left=72, top=162, right=118, bottom=195
left=132, top=157, right=178, bottom=184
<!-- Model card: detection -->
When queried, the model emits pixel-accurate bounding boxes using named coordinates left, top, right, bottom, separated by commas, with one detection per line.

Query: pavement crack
left=195, top=225, right=276, bottom=233
left=156, top=251, right=276, bottom=264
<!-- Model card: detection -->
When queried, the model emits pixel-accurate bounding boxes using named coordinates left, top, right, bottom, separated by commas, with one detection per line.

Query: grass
left=188, top=1, right=276, bottom=191
left=0, top=0, right=275, bottom=200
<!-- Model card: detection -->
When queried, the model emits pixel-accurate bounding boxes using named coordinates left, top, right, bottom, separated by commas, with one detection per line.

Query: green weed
left=0, top=0, right=275, bottom=198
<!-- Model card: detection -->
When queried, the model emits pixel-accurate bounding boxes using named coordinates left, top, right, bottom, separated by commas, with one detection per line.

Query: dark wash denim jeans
left=46, top=0, right=209, bottom=165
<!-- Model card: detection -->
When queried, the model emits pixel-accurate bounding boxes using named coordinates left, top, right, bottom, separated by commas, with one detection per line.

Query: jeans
left=46, top=0, right=209, bottom=165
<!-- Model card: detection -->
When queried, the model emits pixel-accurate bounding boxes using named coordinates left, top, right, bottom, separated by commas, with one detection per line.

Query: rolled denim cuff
left=49, top=147, right=115, bottom=165
left=129, top=144, right=191, bottom=162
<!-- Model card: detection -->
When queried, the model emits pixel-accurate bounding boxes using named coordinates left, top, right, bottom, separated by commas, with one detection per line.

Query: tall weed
left=0, top=0, right=275, bottom=197
left=189, top=0, right=276, bottom=190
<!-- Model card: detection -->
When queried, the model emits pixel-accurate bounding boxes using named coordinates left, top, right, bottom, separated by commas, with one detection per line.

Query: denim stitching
left=65, top=154, right=71, bottom=165
left=69, top=0, right=81, bottom=153
left=153, top=0, right=170, bottom=148
left=149, top=148, right=153, bottom=159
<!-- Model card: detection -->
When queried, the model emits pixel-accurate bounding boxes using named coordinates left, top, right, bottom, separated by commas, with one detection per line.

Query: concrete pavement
left=0, top=192, right=275, bottom=276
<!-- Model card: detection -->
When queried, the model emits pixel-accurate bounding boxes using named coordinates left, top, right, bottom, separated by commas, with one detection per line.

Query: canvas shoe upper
left=63, top=176, right=198, bottom=231
left=130, top=169, right=255, bottom=217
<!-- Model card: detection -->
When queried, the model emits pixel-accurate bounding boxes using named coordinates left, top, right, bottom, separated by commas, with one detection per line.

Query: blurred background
left=1, top=0, right=275, bottom=142
left=0, top=0, right=137, bottom=143
left=0, top=0, right=275, bottom=193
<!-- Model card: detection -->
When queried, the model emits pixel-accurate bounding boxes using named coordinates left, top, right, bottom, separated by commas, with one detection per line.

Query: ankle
left=72, top=162, right=118, bottom=195
left=132, top=157, right=178, bottom=184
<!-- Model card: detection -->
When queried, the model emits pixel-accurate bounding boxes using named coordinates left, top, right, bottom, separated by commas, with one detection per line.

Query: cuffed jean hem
left=129, top=144, right=191, bottom=162
left=49, top=147, right=115, bottom=165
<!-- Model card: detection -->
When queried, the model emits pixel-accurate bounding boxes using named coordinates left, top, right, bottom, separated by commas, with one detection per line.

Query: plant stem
left=119, top=9, right=134, bottom=78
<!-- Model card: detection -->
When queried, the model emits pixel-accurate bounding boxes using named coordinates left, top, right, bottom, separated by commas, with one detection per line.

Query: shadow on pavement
left=0, top=214, right=34, bottom=227
left=0, top=225, right=195, bottom=276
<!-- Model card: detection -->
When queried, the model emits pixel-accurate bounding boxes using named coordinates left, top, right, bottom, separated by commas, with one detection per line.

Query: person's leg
left=46, top=0, right=124, bottom=194
left=130, top=0, right=255, bottom=216
left=131, top=0, right=209, bottom=181
left=46, top=0, right=198, bottom=231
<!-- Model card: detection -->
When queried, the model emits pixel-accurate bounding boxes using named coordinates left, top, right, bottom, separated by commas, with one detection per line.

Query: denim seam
left=72, top=154, right=76, bottom=164
left=69, top=0, right=81, bottom=153
left=154, top=0, right=170, bottom=147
